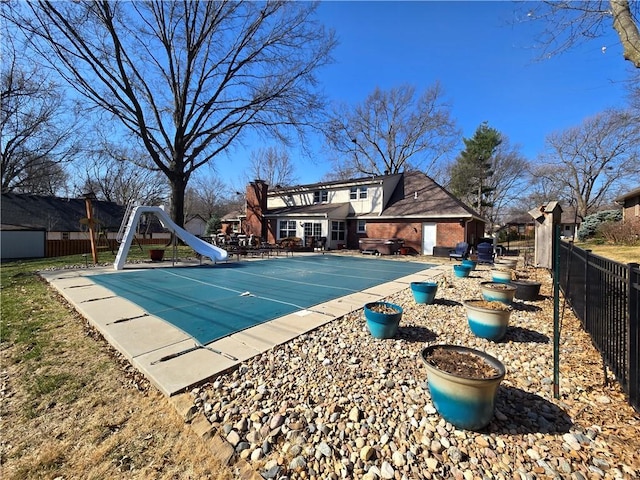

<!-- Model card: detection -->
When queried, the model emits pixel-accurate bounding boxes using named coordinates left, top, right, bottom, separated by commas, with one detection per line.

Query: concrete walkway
left=41, top=256, right=447, bottom=396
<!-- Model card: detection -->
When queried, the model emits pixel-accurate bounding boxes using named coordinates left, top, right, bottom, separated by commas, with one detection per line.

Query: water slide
left=114, top=206, right=227, bottom=270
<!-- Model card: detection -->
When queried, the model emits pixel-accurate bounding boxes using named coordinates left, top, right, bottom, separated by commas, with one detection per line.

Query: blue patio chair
left=477, top=242, right=495, bottom=264
left=449, top=242, right=470, bottom=261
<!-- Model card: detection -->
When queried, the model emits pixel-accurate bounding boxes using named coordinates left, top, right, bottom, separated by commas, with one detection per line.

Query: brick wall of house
left=622, top=196, right=640, bottom=222
left=355, top=219, right=483, bottom=254
left=266, top=218, right=277, bottom=244
left=437, top=222, right=463, bottom=247
left=245, top=180, right=268, bottom=240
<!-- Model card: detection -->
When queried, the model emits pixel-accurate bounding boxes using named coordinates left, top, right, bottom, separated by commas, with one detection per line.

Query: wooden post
left=528, top=201, right=563, bottom=269
left=84, top=194, right=98, bottom=264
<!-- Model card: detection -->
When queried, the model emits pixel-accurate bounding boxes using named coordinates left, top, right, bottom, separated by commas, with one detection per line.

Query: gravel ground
left=188, top=256, right=640, bottom=480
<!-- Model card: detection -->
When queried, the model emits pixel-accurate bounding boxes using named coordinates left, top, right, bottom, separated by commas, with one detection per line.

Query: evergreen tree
left=204, top=215, right=222, bottom=236
left=449, top=122, right=502, bottom=218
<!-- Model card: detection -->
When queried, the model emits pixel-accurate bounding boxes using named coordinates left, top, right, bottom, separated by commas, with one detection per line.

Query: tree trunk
left=169, top=175, right=186, bottom=228
left=610, top=0, right=640, bottom=68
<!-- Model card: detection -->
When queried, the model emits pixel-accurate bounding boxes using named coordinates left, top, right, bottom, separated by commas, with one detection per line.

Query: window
left=279, top=220, right=296, bottom=239
left=350, top=186, right=367, bottom=200
left=313, top=190, right=328, bottom=203
left=357, top=220, right=366, bottom=233
left=303, top=222, right=322, bottom=238
left=331, top=221, right=345, bottom=241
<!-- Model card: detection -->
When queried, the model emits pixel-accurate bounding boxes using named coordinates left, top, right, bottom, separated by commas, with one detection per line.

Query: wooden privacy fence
left=46, top=238, right=167, bottom=258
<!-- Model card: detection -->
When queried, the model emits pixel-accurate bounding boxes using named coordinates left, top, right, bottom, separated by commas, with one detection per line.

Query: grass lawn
left=571, top=242, right=640, bottom=264
left=0, top=248, right=233, bottom=479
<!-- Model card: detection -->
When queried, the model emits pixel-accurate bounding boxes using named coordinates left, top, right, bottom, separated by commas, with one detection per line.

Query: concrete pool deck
left=41, top=254, right=447, bottom=396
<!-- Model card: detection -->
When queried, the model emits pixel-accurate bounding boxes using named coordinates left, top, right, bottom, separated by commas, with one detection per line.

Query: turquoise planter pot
left=453, top=264, right=471, bottom=278
left=495, top=258, right=517, bottom=269
left=463, top=300, right=512, bottom=341
left=490, top=268, right=512, bottom=284
left=461, top=259, right=477, bottom=271
left=420, top=345, right=506, bottom=431
left=364, top=302, right=403, bottom=339
left=411, top=281, right=438, bottom=304
left=480, top=282, right=517, bottom=304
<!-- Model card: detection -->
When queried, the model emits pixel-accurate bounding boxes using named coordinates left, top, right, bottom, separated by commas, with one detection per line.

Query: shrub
left=204, top=215, right=221, bottom=236
left=577, top=210, right=622, bottom=241
left=599, top=218, right=640, bottom=245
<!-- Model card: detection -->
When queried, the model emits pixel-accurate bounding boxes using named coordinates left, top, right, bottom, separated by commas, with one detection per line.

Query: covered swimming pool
left=89, top=255, right=434, bottom=345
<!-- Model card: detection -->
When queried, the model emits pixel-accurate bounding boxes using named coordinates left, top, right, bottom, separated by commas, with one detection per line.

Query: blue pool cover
left=90, top=255, right=433, bottom=345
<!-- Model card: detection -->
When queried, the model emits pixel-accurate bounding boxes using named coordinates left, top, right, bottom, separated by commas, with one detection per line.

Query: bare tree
left=4, top=1, right=335, bottom=227
left=533, top=108, right=640, bottom=220
left=324, top=83, right=459, bottom=179
left=516, top=167, right=572, bottom=212
left=184, top=174, right=230, bottom=221
left=483, top=139, right=530, bottom=230
left=244, top=146, right=298, bottom=188
left=0, top=38, right=79, bottom=194
left=524, top=1, right=640, bottom=68
left=73, top=144, right=168, bottom=206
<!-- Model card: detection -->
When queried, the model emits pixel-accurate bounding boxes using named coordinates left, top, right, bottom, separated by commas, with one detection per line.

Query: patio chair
left=449, top=242, right=470, bottom=261
left=476, top=242, right=495, bottom=264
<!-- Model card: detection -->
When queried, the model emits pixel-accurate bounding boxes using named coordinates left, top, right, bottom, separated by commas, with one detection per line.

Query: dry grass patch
left=1, top=257, right=233, bottom=480
left=570, top=243, right=639, bottom=264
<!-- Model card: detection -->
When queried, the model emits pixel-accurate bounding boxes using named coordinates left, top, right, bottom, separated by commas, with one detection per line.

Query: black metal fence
left=558, top=241, right=639, bottom=412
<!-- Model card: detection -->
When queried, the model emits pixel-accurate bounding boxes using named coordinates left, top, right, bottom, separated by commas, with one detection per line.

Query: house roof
left=505, top=206, right=581, bottom=226
left=559, top=206, right=581, bottom=224
left=1, top=193, right=128, bottom=232
left=258, top=171, right=484, bottom=221
left=374, top=171, right=483, bottom=220
left=615, top=186, right=640, bottom=203
left=267, top=173, right=402, bottom=195
left=504, top=213, right=536, bottom=226
left=265, top=202, right=350, bottom=217
left=221, top=209, right=243, bottom=221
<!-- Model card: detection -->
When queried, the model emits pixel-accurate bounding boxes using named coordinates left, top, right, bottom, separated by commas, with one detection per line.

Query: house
left=1, top=192, right=127, bottom=236
left=184, top=213, right=208, bottom=237
left=503, top=204, right=581, bottom=240
left=558, top=206, right=583, bottom=239
left=0, top=193, right=167, bottom=259
left=220, top=208, right=243, bottom=235
left=501, top=213, right=535, bottom=239
left=615, top=186, right=640, bottom=224
left=227, top=171, right=486, bottom=255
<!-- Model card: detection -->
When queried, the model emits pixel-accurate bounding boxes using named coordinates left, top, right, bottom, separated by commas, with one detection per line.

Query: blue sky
left=220, top=1, right=633, bottom=187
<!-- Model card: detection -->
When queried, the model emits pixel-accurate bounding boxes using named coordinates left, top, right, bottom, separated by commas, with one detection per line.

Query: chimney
left=245, top=179, right=268, bottom=239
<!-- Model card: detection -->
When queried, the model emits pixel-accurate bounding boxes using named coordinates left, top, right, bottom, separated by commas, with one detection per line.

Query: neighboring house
left=227, top=171, right=486, bottom=255
left=1, top=193, right=125, bottom=239
left=503, top=204, right=581, bottom=240
left=615, top=187, right=640, bottom=224
left=558, top=206, right=582, bottom=239
left=0, top=193, right=167, bottom=259
left=501, top=213, right=535, bottom=239
left=184, top=214, right=208, bottom=237
left=220, top=209, right=243, bottom=235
